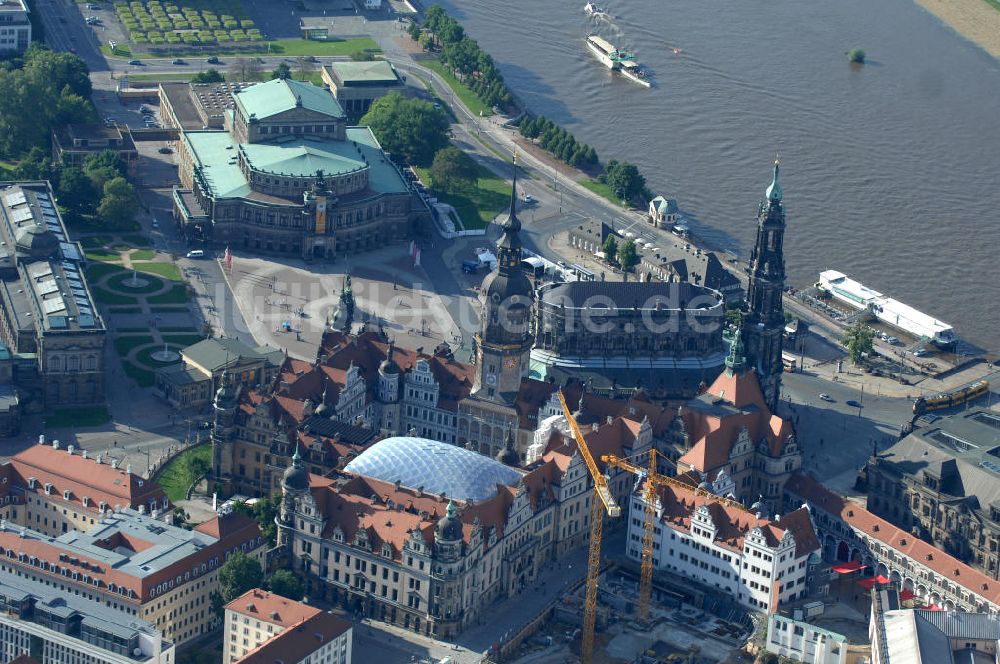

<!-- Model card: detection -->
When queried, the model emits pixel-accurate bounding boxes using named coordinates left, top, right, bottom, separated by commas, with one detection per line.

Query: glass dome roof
left=344, top=436, right=523, bottom=502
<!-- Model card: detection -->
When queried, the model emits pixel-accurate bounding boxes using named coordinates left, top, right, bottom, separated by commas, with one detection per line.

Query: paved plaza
left=225, top=245, right=477, bottom=361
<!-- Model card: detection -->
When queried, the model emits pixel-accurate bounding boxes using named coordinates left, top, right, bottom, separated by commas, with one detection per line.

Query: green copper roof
left=765, top=159, right=782, bottom=202
left=234, top=78, right=345, bottom=121
left=183, top=131, right=250, bottom=199
left=241, top=138, right=367, bottom=178
left=325, top=61, right=401, bottom=85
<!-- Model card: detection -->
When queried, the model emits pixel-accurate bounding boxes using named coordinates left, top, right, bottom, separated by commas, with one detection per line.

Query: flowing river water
left=437, top=0, right=1000, bottom=351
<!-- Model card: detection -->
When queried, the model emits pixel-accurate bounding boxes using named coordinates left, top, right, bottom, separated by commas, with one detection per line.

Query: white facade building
left=627, top=483, right=818, bottom=613
left=766, top=613, right=848, bottom=664
left=225, top=589, right=352, bottom=664
left=0, top=0, right=30, bottom=53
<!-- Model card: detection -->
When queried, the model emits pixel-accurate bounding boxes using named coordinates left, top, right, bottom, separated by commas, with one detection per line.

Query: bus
left=781, top=352, right=797, bottom=373
left=913, top=380, right=990, bottom=415
left=521, top=256, right=545, bottom=279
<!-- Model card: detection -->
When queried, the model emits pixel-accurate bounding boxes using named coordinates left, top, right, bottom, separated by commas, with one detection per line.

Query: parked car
left=128, top=59, right=143, bottom=65
left=171, top=58, right=186, bottom=65
left=206, top=56, right=220, bottom=64
left=524, top=194, right=534, bottom=205
left=819, top=393, right=834, bottom=402
left=846, top=399, right=863, bottom=408
left=186, top=249, right=205, bottom=259
left=913, top=348, right=927, bottom=357
left=151, top=219, right=159, bottom=228
left=158, top=146, right=173, bottom=154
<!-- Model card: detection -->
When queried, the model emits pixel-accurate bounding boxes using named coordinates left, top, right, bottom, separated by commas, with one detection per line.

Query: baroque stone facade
left=174, top=78, right=422, bottom=260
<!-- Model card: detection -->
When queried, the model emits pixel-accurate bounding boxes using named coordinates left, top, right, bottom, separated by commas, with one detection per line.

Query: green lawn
left=129, top=249, right=156, bottom=261
left=422, top=59, right=493, bottom=117
left=133, top=262, right=183, bottom=281
left=148, top=285, right=191, bottom=304
left=87, top=262, right=123, bottom=280
left=123, top=362, right=156, bottom=387
left=121, top=234, right=152, bottom=248
left=162, top=333, right=207, bottom=347
left=117, top=326, right=153, bottom=333
left=109, top=37, right=379, bottom=60
left=158, top=326, right=199, bottom=333
left=92, top=287, right=139, bottom=305
left=114, top=335, right=155, bottom=357
left=127, top=72, right=199, bottom=83
left=266, top=38, right=379, bottom=57
left=107, top=306, right=144, bottom=314
left=156, top=443, right=212, bottom=502
left=581, top=179, right=626, bottom=207
left=415, top=163, right=510, bottom=230
left=44, top=406, right=112, bottom=429
left=79, top=235, right=113, bottom=249
left=86, top=248, right=123, bottom=263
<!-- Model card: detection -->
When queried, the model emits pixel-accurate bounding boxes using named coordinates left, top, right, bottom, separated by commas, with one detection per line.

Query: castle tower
left=473, top=156, right=534, bottom=404
left=744, top=159, right=787, bottom=411
left=211, top=366, right=238, bottom=486
left=277, top=442, right=309, bottom=548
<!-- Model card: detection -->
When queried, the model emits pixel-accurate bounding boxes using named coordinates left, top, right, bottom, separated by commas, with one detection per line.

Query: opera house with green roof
left=173, top=78, right=421, bottom=260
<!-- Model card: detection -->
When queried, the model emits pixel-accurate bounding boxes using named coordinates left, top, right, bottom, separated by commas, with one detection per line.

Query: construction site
left=485, top=394, right=756, bottom=664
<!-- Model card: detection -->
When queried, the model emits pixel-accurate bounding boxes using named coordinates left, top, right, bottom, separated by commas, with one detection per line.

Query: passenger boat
left=585, top=35, right=652, bottom=87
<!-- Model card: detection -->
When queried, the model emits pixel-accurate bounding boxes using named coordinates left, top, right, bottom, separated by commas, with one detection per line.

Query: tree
left=14, top=146, right=52, bottom=180
left=406, top=21, right=421, bottom=41
left=54, top=86, right=97, bottom=126
left=350, top=50, right=375, bottom=62
left=601, top=234, right=618, bottom=263
left=604, top=160, right=646, bottom=204
left=58, top=167, right=98, bottom=212
left=429, top=146, right=478, bottom=192
left=83, top=150, right=126, bottom=191
left=842, top=320, right=875, bottom=364
left=266, top=570, right=304, bottom=601
left=271, top=62, right=291, bottom=80
left=218, top=552, right=263, bottom=603
left=361, top=92, right=450, bottom=167
left=618, top=238, right=639, bottom=271
left=232, top=494, right=281, bottom=545
left=230, top=57, right=262, bottom=82
left=191, top=69, right=224, bottom=83
left=418, top=31, right=435, bottom=51
left=97, top=177, right=138, bottom=230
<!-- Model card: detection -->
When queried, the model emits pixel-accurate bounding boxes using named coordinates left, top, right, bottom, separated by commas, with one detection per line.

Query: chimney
left=111, top=459, right=119, bottom=469
left=67, top=445, right=74, bottom=455
left=126, top=464, right=132, bottom=475
left=52, top=439, right=59, bottom=450
left=38, top=434, right=45, bottom=445
left=82, top=450, right=88, bottom=459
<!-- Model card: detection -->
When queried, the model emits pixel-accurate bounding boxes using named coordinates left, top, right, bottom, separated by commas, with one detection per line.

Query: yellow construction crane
left=602, top=451, right=751, bottom=623
left=556, top=391, right=621, bottom=664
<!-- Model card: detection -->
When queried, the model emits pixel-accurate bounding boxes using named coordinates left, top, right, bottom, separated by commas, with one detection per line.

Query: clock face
left=504, top=356, right=519, bottom=369
left=485, top=373, right=497, bottom=385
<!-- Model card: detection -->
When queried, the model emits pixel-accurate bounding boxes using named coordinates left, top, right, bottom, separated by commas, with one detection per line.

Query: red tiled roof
left=9, top=444, right=168, bottom=516
left=678, top=369, right=792, bottom=474
left=785, top=473, right=1000, bottom=606
left=0, top=512, right=261, bottom=604
left=655, top=481, right=819, bottom=557
left=236, top=610, right=352, bottom=664
left=226, top=588, right=320, bottom=627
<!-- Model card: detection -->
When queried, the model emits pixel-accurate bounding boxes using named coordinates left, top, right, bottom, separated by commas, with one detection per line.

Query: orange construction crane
left=557, top=391, right=621, bottom=664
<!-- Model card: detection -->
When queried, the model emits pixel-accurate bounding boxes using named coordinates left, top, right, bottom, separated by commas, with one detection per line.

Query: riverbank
left=912, top=0, right=1000, bottom=59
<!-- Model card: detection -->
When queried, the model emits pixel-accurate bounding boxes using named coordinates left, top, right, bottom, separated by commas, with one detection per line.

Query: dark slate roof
left=539, top=280, right=721, bottom=309
left=182, top=338, right=282, bottom=372
left=299, top=415, right=378, bottom=446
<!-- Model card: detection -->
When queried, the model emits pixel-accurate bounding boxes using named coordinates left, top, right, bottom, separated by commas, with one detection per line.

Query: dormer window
left=44, top=483, right=53, bottom=495
left=82, top=496, right=90, bottom=507
left=27, top=477, right=36, bottom=489
left=63, top=489, right=71, bottom=500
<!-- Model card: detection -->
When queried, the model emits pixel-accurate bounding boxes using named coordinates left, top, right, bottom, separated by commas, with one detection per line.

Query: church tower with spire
left=744, top=159, right=787, bottom=411
left=473, top=155, right=534, bottom=402
left=211, top=364, right=239, bottom=489
left=457, top=155, right=535, bottom=459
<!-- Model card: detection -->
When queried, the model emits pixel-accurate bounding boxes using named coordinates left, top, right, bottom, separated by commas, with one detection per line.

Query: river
left=436, top=0, right=1000, bottom=352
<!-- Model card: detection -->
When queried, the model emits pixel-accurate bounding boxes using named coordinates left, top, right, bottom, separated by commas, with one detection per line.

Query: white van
left=186, top=250, right=205, bottom=259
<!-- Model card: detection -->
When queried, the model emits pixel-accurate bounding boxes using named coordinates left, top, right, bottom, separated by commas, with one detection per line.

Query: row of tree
left=0, top=45, right=96, bottom=159
left=410, top=5, right=513, bottom=110
left=518, top=115, right=599, bottom=168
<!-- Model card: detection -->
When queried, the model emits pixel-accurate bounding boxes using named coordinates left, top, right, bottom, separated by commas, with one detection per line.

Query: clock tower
left=457, top=156, right=535, bottom=461
left=472, top=156, right=535, bottom=404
